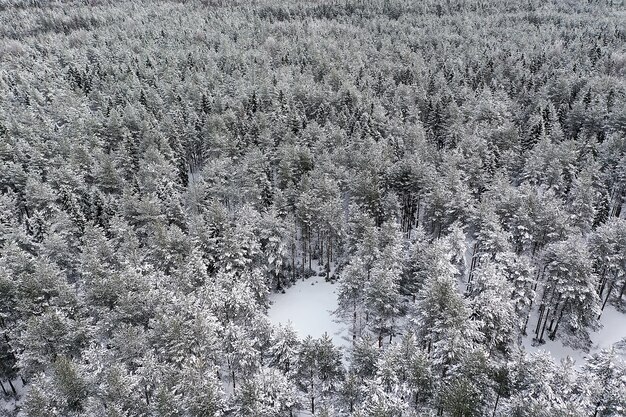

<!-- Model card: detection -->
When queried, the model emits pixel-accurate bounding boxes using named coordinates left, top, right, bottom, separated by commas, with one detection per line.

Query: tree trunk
left=599, top=282, right=613, bottom=318
left=308, top=227, right=312, bottom=271
left=597, top=267, right=607, bottom=295
left=415, top=195, right=421, bottom=229
left=536, top=288, right=557, bottom=337
left=319, top=230, right=322, bottom=261
left=404, top=194, right=413, bottom=234
left=537, top=309, right=550, bottom=342
left=302, top=231, right=306, bottom=278
left=353, top=306, right=357, bottom=342
left=310, top=372, right=315, bottom=414
left=532, top=265, right=545, bottom=292
left=7, top=379, right=17, bottom=396
left=522, top=298, right=534, bottom=335
left=535, top=304, right=545, bottom=337
left=610, top=186, right=623, bottom=217
left=327, top=235, right=331, bottom=280
left=548, top=302, right=560, bottom=331
left=522, top=313, right=529, bottom=335
left=292, top=243, right=295, bottom=282
left=549, top=305, right=564, bottom=340
left=0, top=381, right=7, bottom=396
left=492, top=391, right=500, bottom=417
left=402, top=195, right=407, bottom=234
left=468, top=241, right=480, bottom=283
left=328, top=236, right=333, bottom=265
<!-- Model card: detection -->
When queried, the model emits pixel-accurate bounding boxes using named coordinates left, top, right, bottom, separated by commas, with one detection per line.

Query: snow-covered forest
left=1, top=0, right=626, bottom=415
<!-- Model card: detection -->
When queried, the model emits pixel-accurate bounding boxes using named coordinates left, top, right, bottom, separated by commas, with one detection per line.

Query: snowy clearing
left=522, top=304, right=626, bottom=366
left=268, top=276, right=350, bottom=350
left=1, top=377, right=26, bottom=415
left=270, top=262, right=626, bottom=370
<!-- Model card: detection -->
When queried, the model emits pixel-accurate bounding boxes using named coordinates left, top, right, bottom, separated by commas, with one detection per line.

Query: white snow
left=0, top=377, right=26, bottom=415
left=522, top=304, right=626, bottom=366
left=459, top=237, right=476, bottom=293
left=268, top=275, right=350, bottom=350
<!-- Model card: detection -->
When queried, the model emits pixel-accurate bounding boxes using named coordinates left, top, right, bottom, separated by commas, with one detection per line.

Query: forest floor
left=268, top=261, right=349, bottom=417
left=268, top=260, right=351, bottom=350
left=269, top=252, right=626, bottom=371
left=460, top=238, right=626, bottom=365
left=0, top=377, right=25, bottom=415
left=522, top=304, right=626, bottom=366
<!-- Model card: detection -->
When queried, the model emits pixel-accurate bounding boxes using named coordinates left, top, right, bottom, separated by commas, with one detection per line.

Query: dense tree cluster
left=1, top=0, right=625, bottom=415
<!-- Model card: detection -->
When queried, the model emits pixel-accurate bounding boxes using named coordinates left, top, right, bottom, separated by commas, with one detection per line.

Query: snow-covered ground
left=1, top=377, right=26, bottom=416
left=268, top=275, right=350, bottom=350
left=268, top=269, right=346, bottom=417
left=522, top=304, right=626, bottom=366
left=269, top=256, right=626, bottom=371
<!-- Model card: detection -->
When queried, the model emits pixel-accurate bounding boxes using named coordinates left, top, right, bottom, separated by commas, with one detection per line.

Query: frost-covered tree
left=234, top=366, right=301, bottom=417
left=1, top=0, right=625, bottom=414
left=222, top=323, right=262, bottom=390
left=470, top=265, right=517, bottom=352
left=296, top=334, right=344, bottom=414
left=589, top=218, right=626, bottom=310
left=354, top=382, right=413, bottom=417
left=337, top=255, right=369, bottom=341
left=413, top=240, right=468, bottom=354
left=505, top=351, right=585, bottom=417
left=268, top=322, right=300, bottom=375
left=535, top=236, right=600, bottom=344
left=350, top=334, right=380, bottom=381
left=365, top=256, right=402, bottom=347
left=178, top=357, right=226, bottom=417
left=581, top=349, right=626, bottom=417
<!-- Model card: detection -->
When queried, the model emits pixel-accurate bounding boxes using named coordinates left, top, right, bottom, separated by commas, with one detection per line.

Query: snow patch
left=0, top=377, right=26, bottom=415
left=522, top=304, right=626, bottom=366
left=268, top=277, right=350, bottom=349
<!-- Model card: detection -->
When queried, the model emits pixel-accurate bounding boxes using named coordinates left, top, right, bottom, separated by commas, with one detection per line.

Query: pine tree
left=222, top=322, right=261, bottom=391
left=589, top=218, right=626, bottom=309
left=469, top=262, right=518, bottom=352
left=350, top=334, right=380, bottom=381
left=535, top=236, right=600, bottom=344
left=297, top=335, right=319, bottom=414
left=234, top=366, right=301, bottom=417
left=268, top=322, right=300, bottom=375
left=296, top=334, right=344, bottom=414
left=364, top=223, right=404, bottom=346
left=582, top=349, right=626, bottom=417
left=354, top=382, right=412, bottom=417
left=340, top=371, right=363, bottom=414
left=413, top=240, right=479, bottom=376
left=179, top=357, right=226, bottom=417
left=316, top=333, right=344, bottom=400
left=337, top=255, right=368, bottom=341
